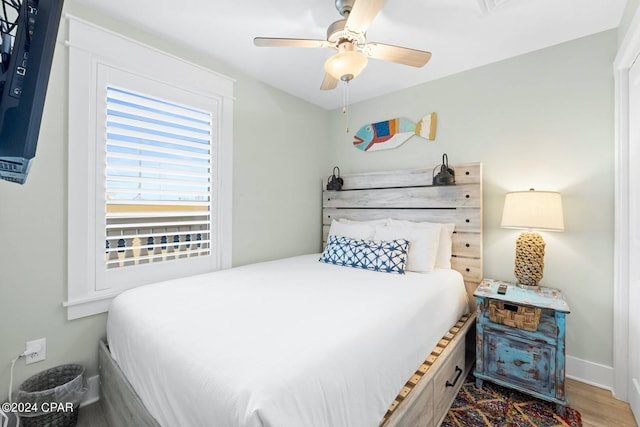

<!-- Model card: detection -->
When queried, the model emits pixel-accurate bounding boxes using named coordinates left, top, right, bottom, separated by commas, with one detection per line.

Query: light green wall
left=325, top=30, right=617, bottom=367
left=0, top=0, right=327, bottom=402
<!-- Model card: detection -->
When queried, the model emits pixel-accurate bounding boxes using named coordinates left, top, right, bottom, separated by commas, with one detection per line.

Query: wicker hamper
left=489, top=299, right=542, bottom=332
left=16, top=364, right=87, bottom=427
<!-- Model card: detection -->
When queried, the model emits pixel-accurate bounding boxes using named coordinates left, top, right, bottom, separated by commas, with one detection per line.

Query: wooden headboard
left=322, top=162, right=483, bottom=301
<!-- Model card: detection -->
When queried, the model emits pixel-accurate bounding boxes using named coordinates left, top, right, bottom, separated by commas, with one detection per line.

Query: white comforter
left=107, top=254, right=468, bottom=427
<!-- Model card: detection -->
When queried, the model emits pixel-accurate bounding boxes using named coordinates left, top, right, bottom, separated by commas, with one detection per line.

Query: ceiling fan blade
left=346, top=0, right=385, bottom=34
left=365, top=42, right=432, bottom=67
left=254, top=37, right=332, bottom=49
left=320, top=73, right=339, bottom=90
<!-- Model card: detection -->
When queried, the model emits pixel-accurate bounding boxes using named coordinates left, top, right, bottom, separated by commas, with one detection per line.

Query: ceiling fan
left=253, top=0, right=432, bottom=90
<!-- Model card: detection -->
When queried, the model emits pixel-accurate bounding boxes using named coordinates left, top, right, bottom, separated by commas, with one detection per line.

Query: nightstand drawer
left=484, top=330, right=556, bottom=395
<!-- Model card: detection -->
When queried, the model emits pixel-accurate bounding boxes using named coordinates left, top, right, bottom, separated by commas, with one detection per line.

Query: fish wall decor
left=353, top=113, right=437, bottom=152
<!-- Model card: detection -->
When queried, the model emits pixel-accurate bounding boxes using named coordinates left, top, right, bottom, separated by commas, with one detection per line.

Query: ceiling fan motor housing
left=327, top=19, right=364, bottom=45
left=327, top=19, right=348, bottom=43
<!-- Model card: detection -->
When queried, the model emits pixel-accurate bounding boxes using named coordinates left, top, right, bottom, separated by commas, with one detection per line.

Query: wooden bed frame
left=98, top=162, right=482, bottom=427
left=322, top=162, right=482, bottom=427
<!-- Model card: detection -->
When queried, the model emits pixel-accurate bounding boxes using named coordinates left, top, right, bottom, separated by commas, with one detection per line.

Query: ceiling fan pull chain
left=343, top=80, right=350, bottom=133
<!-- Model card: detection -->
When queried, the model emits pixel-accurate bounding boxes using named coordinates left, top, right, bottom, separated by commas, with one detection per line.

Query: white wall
left=619, top=0, right=640, bottom=46
left=0, top=0, right=328, bottom=402
left=325, top=30, right=617, bottom=383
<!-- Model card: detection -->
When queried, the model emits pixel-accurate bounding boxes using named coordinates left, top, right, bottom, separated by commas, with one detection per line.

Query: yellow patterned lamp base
left=514, top=231, right=546, bottom=288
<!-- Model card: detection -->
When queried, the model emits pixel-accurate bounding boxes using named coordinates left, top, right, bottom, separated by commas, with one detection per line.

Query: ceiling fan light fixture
left=324, top=42, right=368, bottom=81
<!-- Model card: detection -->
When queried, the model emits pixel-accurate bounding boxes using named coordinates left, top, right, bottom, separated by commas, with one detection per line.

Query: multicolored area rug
left=441, top=375, right=582, bottom=427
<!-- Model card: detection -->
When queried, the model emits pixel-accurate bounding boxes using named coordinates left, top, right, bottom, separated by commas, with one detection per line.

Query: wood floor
left=76, top=378, right=636, bottom=427
left=77, top=401, right=109, bottom=427
left=566, top=378, right=637, bottom=427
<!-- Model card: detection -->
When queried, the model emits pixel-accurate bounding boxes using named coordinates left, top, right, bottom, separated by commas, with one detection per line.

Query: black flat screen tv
left=0, top=0, right=63, bottom=184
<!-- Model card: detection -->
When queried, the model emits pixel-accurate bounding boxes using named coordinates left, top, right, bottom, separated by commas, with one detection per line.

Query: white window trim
left=64, top=15, right=234, bottom=320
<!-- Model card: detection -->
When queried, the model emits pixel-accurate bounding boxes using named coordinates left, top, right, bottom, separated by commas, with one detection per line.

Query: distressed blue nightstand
left=473, top=278, right=571, bottom=415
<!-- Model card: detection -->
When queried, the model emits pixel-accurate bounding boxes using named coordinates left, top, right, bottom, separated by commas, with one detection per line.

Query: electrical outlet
left=25, top=338, right=46, bottom=364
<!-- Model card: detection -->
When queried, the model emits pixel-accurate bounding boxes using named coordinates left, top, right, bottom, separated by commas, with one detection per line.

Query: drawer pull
left=446, top=365, right=463, bottom=388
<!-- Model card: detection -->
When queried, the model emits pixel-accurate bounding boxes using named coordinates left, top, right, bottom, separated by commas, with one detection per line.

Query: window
left=66, top=16, right=234, bottom=319
left=104, top=85, right=213, bottom=270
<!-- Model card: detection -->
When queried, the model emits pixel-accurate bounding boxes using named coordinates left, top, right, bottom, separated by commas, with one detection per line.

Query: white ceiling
left=74, top=0, right=626, bottom=110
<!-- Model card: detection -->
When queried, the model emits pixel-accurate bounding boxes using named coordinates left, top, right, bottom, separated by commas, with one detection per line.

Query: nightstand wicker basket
left=489, top=300, right=542, bottom=332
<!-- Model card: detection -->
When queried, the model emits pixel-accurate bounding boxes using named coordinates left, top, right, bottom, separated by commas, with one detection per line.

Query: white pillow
left=374, top=223, right=441, bottom=273
left=328, top=219, right=376, bottom=240
left=388, top=219, right=455, bottom=269
left=435, top=223, right=455, bottom=269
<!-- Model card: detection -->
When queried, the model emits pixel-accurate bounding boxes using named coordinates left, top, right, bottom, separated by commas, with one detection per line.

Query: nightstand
left=473, top=278, right=571, bottom=415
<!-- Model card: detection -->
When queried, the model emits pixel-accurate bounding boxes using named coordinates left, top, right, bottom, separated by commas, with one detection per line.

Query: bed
left=99, top=162, right=483, bottom=427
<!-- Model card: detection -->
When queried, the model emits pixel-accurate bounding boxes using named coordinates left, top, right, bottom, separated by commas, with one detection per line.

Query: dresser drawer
left=434, top=335, right=465, bottom=418
left=483, top=330, right=556, bottom=396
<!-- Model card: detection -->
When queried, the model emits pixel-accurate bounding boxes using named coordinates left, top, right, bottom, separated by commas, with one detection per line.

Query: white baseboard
left=80, top=374, right=100, bottom=407
left=566, top=355, right=614, bottom=391
left=630, top=378, right=640, bottom=425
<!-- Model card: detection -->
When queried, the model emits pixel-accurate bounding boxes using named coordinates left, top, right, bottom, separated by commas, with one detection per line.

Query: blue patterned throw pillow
left=319, top=235, right=410, bottom=274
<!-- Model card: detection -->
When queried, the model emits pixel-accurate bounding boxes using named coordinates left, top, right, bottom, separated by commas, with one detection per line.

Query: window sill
left=63, top=292, right=120, bottom=320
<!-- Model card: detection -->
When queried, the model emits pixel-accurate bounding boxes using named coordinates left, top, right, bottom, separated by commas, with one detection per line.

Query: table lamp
left=501, top=189, right=564, bottom=288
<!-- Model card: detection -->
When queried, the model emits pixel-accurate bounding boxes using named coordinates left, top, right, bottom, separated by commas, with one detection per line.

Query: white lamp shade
left=501, top=189, right=564, bottom=231
left=324, top=42, right=368, bottom=80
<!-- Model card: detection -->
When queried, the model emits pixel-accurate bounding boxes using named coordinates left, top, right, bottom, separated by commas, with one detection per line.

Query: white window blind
left=104, top=86, right=213, bottom=268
